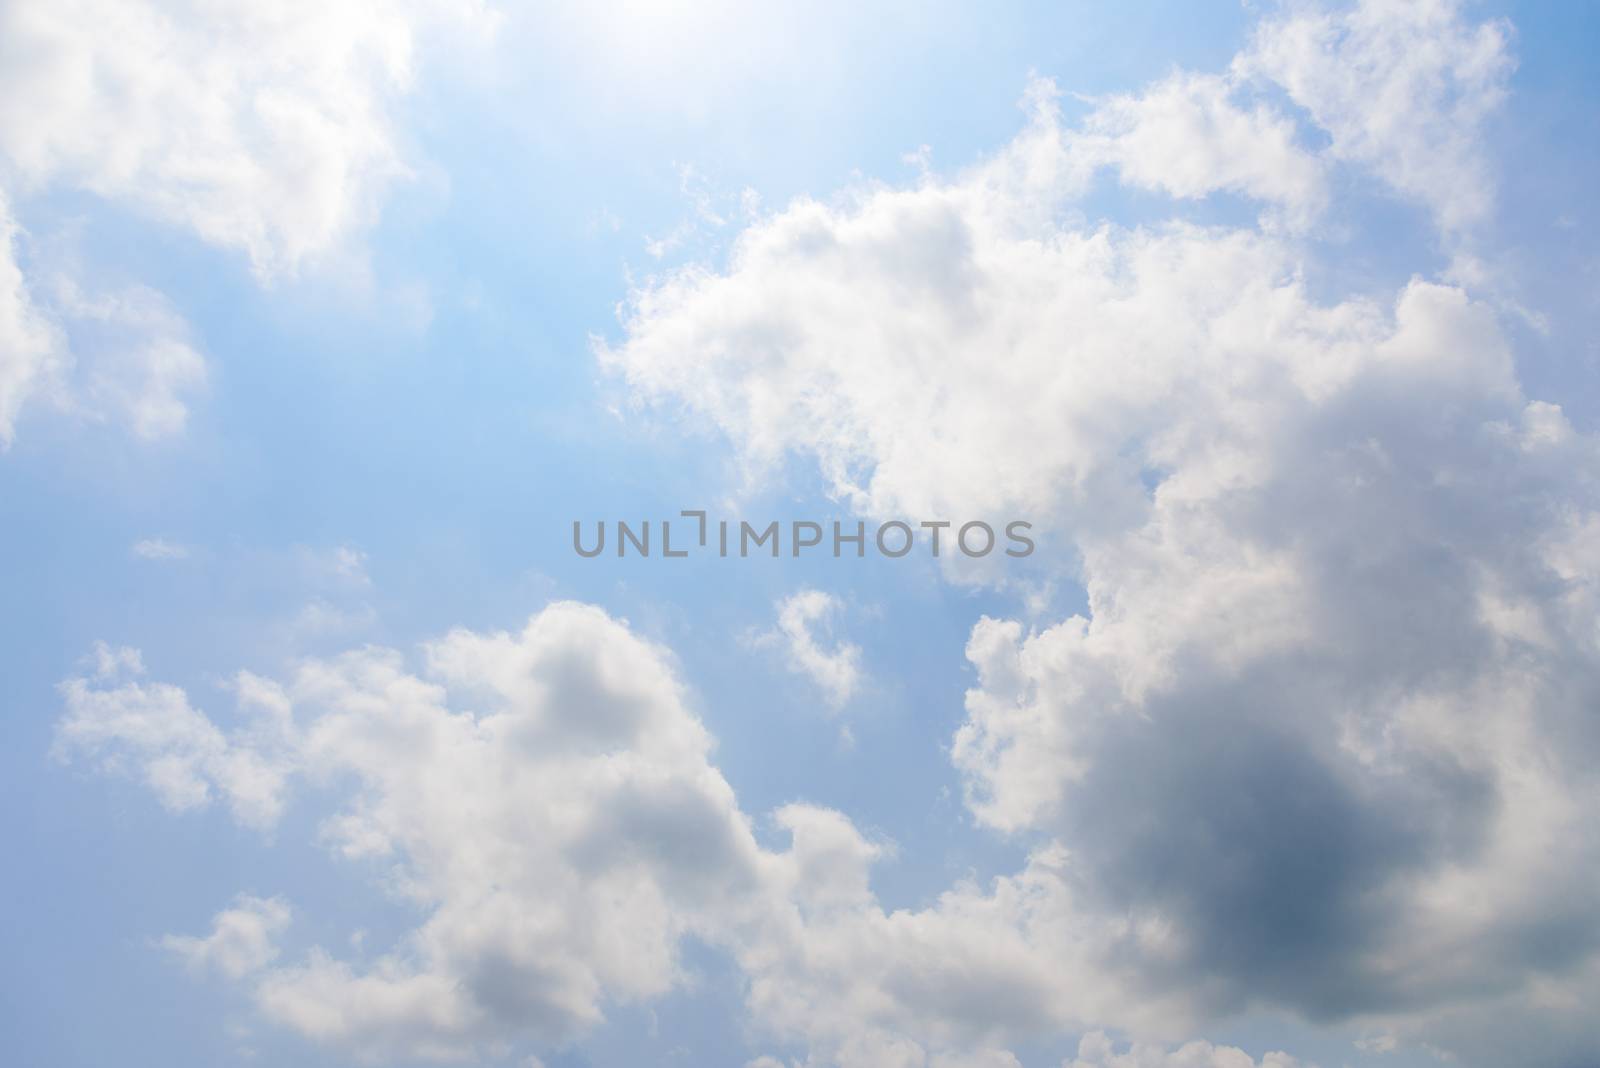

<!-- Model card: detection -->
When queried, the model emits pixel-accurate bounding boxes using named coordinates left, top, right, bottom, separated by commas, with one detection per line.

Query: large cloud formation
left=56, top=1, right=1600, bottom=1067
left=60, top=604, right=1307, bottom=1068
left=596, top=0, right=1598, bottom=1064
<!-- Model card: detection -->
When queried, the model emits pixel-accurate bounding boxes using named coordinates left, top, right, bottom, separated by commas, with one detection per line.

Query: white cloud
left=1077, top=71, right=1327, bottom=230
left=1355, top=1033, right=1399, bottom=1054
left=0, top=0, right=495, bottom=445
left=60, top=605, right=773, bottom=1061
left=1240, top=0, right=1513, bottom=232
left=55, top=643, right=296, bottom=829
left=60, top=612, right=1271, bottom=1067
left=89, top=642, right=145, bottom=679
left=328, top=546, right=372, bottom=585
left=285, top=543, right=375, bottom=592
left=599, top=1, right=1514, bottom=527
left=52, top=3, right=1593, bottom=1066
left=131, top=538, right=190, bottom=561
left=48, top=272, right=208, bottom=440
left=60, top=611, right=1157, bottom=1068
left=0, top=0, right=494, bottom=278
left=0, top=191, right=63, bottom=446
left=0, top=207, right=205, bottom=443
left=736, top=828, right=1148, bottom=1068
left=759, top=590, right=863, bottom=709
left=1067, top=1032, right=1310, bottom=1068
left=594, top=2, right=1600, bottom=1064
left=162, top=895, right=292, bottom=980
left=292, top=598, right=379, bottom=640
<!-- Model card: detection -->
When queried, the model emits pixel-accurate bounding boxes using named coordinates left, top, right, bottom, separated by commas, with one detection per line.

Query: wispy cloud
left=756, top=589, right=862, bottom=709
left=131, top=538, right=190, bottom=561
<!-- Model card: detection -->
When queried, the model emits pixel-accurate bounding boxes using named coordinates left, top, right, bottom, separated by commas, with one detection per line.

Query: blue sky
left=3, top=2, right=1599, bottom=1067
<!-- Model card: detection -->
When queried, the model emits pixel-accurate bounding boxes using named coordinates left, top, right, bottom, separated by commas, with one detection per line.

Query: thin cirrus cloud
left=49, top=2, right=1600, bottom=1068
left=130, top=538, right=191, bottom=561
left=0, top=0, right=495, bottom=445
left=0, top=196, right=206, bottom=443
left=757, top=589, right=863, bottom=710
left=0, top=191, right=63, bottom=445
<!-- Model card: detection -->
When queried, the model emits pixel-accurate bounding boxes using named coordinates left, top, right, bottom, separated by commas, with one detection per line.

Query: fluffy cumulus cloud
left=60, top=605, right=774, bottom=1061
left=55, top=1, right=1599, bottom=1067
left=1240, top=0, right=1513, bottom=232
left=593, top=0, right=1599, bottom=1064
left=161, top=895, right=292, bottom=980
left=58, top=609, right=1301, bottom=1068
left=56, top=643, right=296, bottom=829
left=0, top=0, right=493, bottom=444
left=1075, top=71, right=1327, bottom=231
left=0, top=0, right=494, bottom=276
left=598, top=4, right=1516, bottom=526
left=57, top=611, right=1113, bottom=1067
